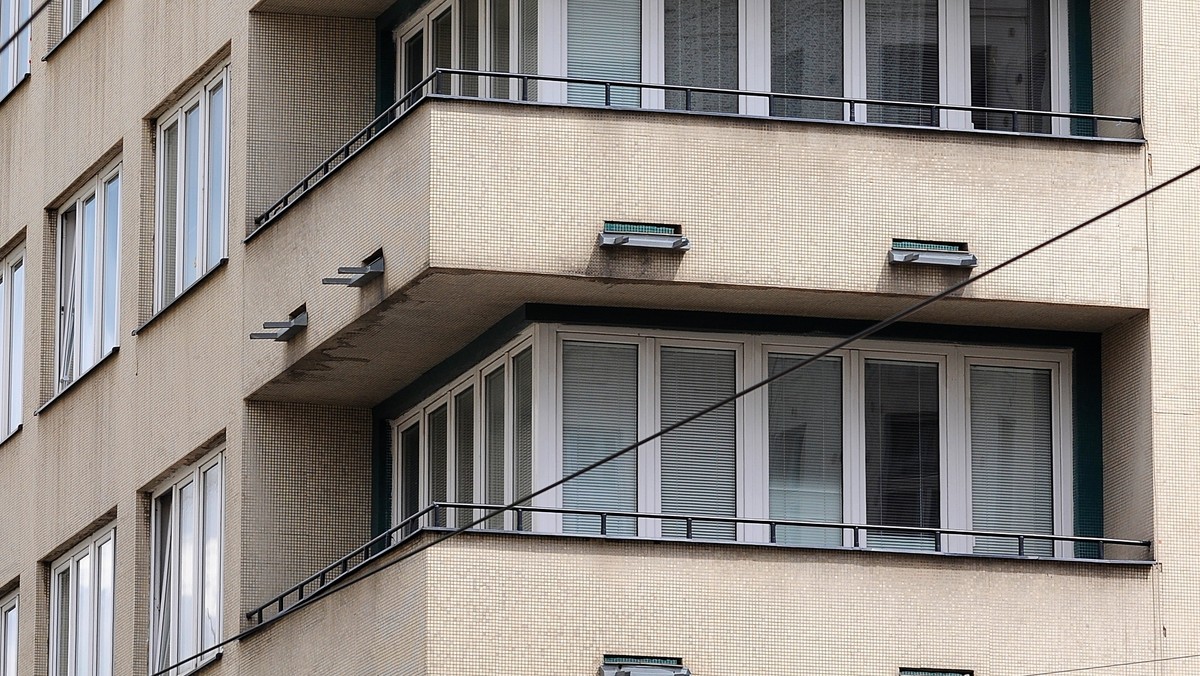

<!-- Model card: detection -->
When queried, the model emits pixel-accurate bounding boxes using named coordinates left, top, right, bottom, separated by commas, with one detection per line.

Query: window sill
left=34, top=347, right=119, bottom=417
left=0, top=73, right=30, bottom=107
left=0, top=424, right=22, bottom=450
left=41, top=0, right=110, bottom=63
left=134, top=258, right=228, bottom=336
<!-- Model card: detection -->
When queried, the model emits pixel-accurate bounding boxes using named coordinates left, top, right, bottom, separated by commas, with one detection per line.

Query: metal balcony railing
left=245, top=501, right=1152, bottom=627
left=248, top=68, right=1143, bottom=238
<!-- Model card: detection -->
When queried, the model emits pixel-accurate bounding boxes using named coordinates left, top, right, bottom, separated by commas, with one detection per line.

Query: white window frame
left=391, top=323, right=1076, bottom=556
left=62, top=0, right=102, bottom=37
left=56, top=162, right=120, bottom=393
left=538, top=0, right=1073, bottom=133
left=395, top=0, right=536, bottom=101
left=0, top=244, right=24, bottom=435
left=0, top=590, right=16, bottom=676
left=153, top=64, right=230, bottom=312
left=49, top=524, right=115, bottom=676
left=390, top=334, right=535, bottom=532
left=149, top=448, right=224, bottom=676
left=1, top=0, right=31, bottom=96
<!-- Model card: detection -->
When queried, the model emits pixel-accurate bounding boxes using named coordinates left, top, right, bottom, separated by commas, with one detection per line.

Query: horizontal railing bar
left=250, top=68, right=1141, bottom=234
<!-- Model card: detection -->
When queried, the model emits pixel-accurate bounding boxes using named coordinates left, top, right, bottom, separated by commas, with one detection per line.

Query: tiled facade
left=0, top=0, right=1193, bottom=675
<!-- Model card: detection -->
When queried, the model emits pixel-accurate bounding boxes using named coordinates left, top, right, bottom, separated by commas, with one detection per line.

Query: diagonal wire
left=1016, top=652, right=1200, bottom=675
left=150, top=162, right=1200, bottom=676
left=0, top=0, right=51, bottom=60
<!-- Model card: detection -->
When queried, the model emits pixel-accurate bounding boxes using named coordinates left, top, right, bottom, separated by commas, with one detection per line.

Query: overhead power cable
left=1016, top=651, right=1200, bottom=675
left=0, top=0, right=51, bottom=61
left=151, top=160, right=1200, bottom=676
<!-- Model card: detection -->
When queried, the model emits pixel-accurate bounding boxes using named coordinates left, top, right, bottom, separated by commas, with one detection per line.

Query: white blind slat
left=971, top=0, right=1053, bottom=132
left=865, top=0, right=940, bottom=125
left=771, top=0, right=844, bottom=120
left=567, top=0, right=641, bottom=105
left=664, top=0, right=739, bottom=112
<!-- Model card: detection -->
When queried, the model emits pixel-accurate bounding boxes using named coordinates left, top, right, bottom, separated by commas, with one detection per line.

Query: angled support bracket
left=322, top=257, right=385, bottom=287
left=250, top=311, right=308, bottom=342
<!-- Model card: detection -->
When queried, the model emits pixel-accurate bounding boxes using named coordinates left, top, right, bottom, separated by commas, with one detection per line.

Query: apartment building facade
left=0, top=0, right=1191, bottom=675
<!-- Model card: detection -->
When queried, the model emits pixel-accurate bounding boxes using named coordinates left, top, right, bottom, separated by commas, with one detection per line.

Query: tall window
left=393, top=339, right=533, bottom=532
left=155, top=65, right=228, bottom=311
left=397, top=0, right=538, bottom=102
left=0, top=245, right=24, bottom=434
left=50, top=525, right=115, bottom=676
left=0, top=591, right=15, bottom=676
left=0, top=0, right=30, bottom=99
left=57, top=165, right=120, bottom=392
left=151, top=450, right=224, bottom=676
left=62, top=0, right=102, bottom=35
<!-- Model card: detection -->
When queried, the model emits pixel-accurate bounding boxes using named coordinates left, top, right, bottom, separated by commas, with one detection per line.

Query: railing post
left=853, top=526, right=861, bottom=548
left=930, top=105, right=939, bottom=126
left=1011, top=110, right=1019, bottom=132
left=685, top=89, right=693, bottom=111
left=686, top=518, right=694, bottom=539
left=600, top=513, right=608, bottom=536
left=432, top=504, right=441, bottom=528
left=848, top=101, right=856, bottom=123
left=604, top=82, right=612, bottom=107
left=434, top=70, right=442, bottom=96
left=1018, top=535, right=1026, bottom=556
left=521, top=76, right=529, bottom=102
left=769, top=523, right=777, bottom=544
left=515, top=509, right=524, bottom=531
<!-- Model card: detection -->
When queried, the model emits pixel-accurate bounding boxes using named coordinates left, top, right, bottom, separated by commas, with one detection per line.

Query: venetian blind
left=970, top=0, right=1053, bottom=133
left=970, top=365, right=1055, bottom=556
left=513, top=348, right=534, bottom=530
left=664, top=0, right=739, bottom=113
left=660, top=347, right=737, bottom=540
left=771, top=0, right=844, bottom=120
left=567, top=0, right=642, bottom=106
left=865, top=0, right=940, bottom=125
left=562, top=341, right=639, bottom=535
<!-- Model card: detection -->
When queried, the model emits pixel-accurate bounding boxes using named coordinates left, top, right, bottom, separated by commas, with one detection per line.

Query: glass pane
left=58, top=207, right=77, bottom=388
left=79, top=196, right=97, bottom=372
left=55, top=568, right=70, bottom=676
left=159, top=122, right=179, bottom=308
left=206, top=82, right=226, bottom=269
left=518, top=0, right=538, bottom=99
left=179, top=481, right=198, bottom=668
left=771, top=0, right=844, bottom=120
left=201, top=465, right=222, bottom=649
left=182, top=105, right=202, bottom=288
left=96, top=538, right=114, bottom=676
left=7, top=259, right=20, bottom=433
left=971, top=0, right=1053, bottom=133
left=865, top=0, right=940, bottom=125
left=15, top=0, right=28, bottom=85
left=73, top=553, right=92, bottom=676
left=483, top=366, right=506, bottom=529
left=102, top=175, right=119, bottom=354
left=400, top=424, right=421, bottom=533
left=489, top=0, right=510, bottom=98
left=971, top=365, right=1054, bottom=555
left=67, top=0, right=81, bottom=30
left=512, top=348, right=533, bottom=530
left=3, top=605, right=16, bottom=676
left=865, top=360, right=940, bottom=550
left=561, top=341, right=638, bottom=535
left=432, top=9, right=453, bottom=95
left=428, top=404, right=449, bottom=525
left=460, top=0, right=480, bottom=96
left=660, top=347, right=737, bottom=540
left=566, top=0, right=641, bottom=106
left=454, top=388, right=475, bottom=527
left=768, top=354, right=843, bottom=546
left=153, top=493, right=174, bottom=671
left=404, top=31, right=425, bottom=105
left=664, top=0, right=739, bottom=113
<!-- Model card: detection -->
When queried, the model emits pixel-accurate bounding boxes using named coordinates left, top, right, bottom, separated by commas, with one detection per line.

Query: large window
left=57, top=165, right=120, bottom=392
left=0, top=0, right=30, bottom=100
left=62, top=0, right=102, bottom=36
left=155, top=66, right=229, bottom=311
left=0, top=245, right=24, bottom=434
left=392, top=326, right=1076, bottom=557
left=0, top=591, right=15, bottom=676
left=151, top=450, right=224, bottom=676
left=50, top=525, right=115, bottom=676
left=396, top=0, right=538, bottom=101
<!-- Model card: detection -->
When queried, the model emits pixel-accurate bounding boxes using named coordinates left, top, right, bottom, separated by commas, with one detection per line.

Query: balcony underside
left=250, top=0, right=396, bottom=17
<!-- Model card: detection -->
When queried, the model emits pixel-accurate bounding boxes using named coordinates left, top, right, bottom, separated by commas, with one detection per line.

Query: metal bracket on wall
left=888, top=239, right=978, bottom=268
left=250, top=311, right=308, bottom=342
left=322, top=256, right=386, bottom=287
left=598, top=222, right=691, bottom=251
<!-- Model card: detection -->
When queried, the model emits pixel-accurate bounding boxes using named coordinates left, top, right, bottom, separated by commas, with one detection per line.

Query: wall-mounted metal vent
left=599, top=655, right=691, bottom=676
left=599, top=222, right=690, bottom=251
left=889, top=238, right=977, bottom=267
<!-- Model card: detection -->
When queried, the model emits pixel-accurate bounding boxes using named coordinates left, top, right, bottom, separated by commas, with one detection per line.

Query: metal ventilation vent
left=599, top=222, right=691, bottom=251
left=598, top=656, right=691, bottom=676
left=889, top=239, right=977, bottom=267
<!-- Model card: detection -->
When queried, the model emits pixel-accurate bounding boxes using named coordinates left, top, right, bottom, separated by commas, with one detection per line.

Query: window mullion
left=641, top=0, right=665, bottom=109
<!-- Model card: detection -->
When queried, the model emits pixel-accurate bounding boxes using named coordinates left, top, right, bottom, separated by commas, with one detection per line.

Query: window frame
left=153, top=64, right=230, bottom=312
left=1, top=0, right=31, bottom=97
left=61, top=0, right=101, bottom=37
left=55, top=162, right=120, bottom=393
left=0, top=244, right=24, bottom=435
left=0, top=590, right=16, bottom=676
left=49, top=524, right=115, bottom=676
left=148, top=448, right=225, bottom=676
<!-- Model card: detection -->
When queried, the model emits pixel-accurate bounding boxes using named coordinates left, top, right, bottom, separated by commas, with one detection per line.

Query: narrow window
left=453, top=388, right=475, bottom=527
left=431, top=8, right=454, bottom=95
left=460, top=0, right=480, bottom=95
left=971, top=0, right=1053, bottom=133
left=770, top=0, right=844, bottom=120
left=970, top=365, right=1055, bottom=555
left=57, top=165, right=120, bottom=392
left=864, top=359, right=940, bottom=549
left=512, top=348, right=534, bottom=529
left=561, top=341, right=639, bottom=535
left=768, top=353, right=843, bottom=546
left=0, top=246, right=24, bottom=434
left=0, top=592, right=17, bottom=676
left=398, top=423, right=420, bottom=532
left=483, top=365, right=506, bottom=528
left=566, top=0, right=641, bottom=106
left=663, top=0, right=740, bottom=113
left=155, top=66, right=229, bottom=312
left=659, top=346, right=738, bottom=540
left=403, top=30, right=425, bottom=103
left=49, top=526, right=115, bottom=676
left=151, top=452, right=224, bottom=676
left=0, top=0, right=31, bottom=98
left=427, top=404, right=449, bottom=524
left=488, top=0, right=510, bottom=98
left=865, top=0, right=940, bottom=125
